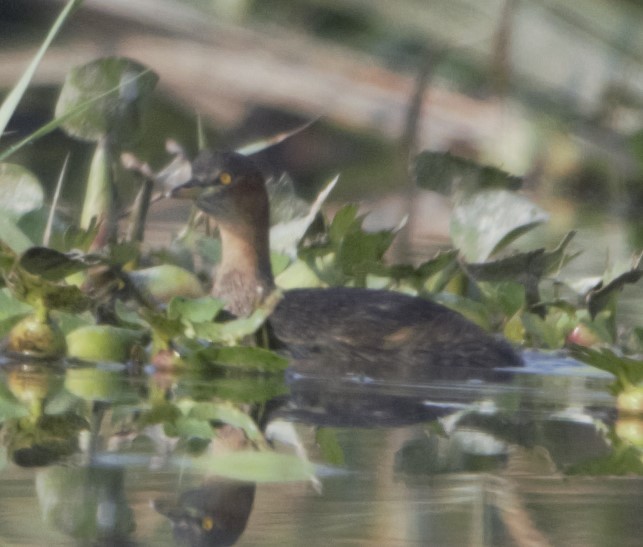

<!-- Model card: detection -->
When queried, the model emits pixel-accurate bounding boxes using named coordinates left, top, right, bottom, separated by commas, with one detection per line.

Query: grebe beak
left=169, top=178, right=209, bottom=200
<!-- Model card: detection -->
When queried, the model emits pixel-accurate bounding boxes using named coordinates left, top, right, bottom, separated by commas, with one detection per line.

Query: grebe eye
left=218, top=172, right=232, bottom=185
left=202, top=516, right=214, bottom=531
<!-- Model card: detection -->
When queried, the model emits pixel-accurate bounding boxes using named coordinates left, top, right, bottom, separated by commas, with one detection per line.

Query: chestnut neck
left=212, top=181, right=275, bottom=316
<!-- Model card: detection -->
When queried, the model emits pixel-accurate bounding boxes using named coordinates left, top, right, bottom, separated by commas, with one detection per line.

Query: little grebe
left=171, top=150, right=522, bottom=378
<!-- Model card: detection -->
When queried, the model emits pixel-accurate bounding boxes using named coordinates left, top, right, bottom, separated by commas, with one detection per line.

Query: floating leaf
left=65, top=364, right=134, bottom=403
left=316, top=428, right=345, bottom=466
left=197, top=346, right=289, bottom=373
left=66, top=325, right=145, bottom=363
left=194, top=450, right=315, bottom=483
left=193, top=291, right=282, bottom=344
left=55, top=56, right=158, bottom=143
left=451, top=189, right=549, bottom=262
left=199, top=375, right=289, bottom=404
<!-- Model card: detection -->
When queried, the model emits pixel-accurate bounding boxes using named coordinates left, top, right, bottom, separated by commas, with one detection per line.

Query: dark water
left=0, top=351, right=640, bottom=547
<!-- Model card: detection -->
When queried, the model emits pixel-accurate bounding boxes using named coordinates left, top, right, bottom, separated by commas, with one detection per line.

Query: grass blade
left=0, top=68, right=153, bottom=163
left=0, top=0, right=84, bottom=138
left=43, top=153, right=70, bottom=247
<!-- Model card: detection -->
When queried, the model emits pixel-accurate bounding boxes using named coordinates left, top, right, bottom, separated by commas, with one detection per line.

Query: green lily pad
left=55, top=56, right=158, bottom=143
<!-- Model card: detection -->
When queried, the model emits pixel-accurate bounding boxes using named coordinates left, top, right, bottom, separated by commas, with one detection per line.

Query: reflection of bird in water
left=154, top=425, right=256, bottom=547
left=154, top=479, right=255, bottom=547
left=171, top=150, right=522, bottom=379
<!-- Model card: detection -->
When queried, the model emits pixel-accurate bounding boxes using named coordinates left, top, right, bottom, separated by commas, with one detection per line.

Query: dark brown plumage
left=172, top=150, right=522, bottom=379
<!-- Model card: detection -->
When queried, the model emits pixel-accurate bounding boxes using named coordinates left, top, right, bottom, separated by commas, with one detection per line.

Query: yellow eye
left=202, top=516, right=214, bottom=531
left=219, top=172, right=232, bottom=185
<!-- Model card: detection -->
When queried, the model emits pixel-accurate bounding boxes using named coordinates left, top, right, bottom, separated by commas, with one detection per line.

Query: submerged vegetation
left=0, top=0, right=640, bottom=519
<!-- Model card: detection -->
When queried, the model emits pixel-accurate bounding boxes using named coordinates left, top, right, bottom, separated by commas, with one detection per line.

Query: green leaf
left=66, top=325, right=145, bottom=363
left=235, top=118, right=318, bottom=156
left=587, top=254, right=643, bottom=319
left=194, top=450, right=316, bottom=483
left=193, top=374, right=289, bottom=404
left=0, top=288, right=32, bottom=321
left=269, top=174, right=338, bottom=257
left=80, top=138, right=113, bottom=230
left=0, top=381, right=29, bottom=421
left=0, top=164, right=44, bottom=218
left=173, top=417, right=215, bottom=440
left=197, top=346, right=289, bottom=373
left=0, top=0, right=83, bottom=137
left=167, top=296, right=225, bottom=323
left=64, top=364, right=133, bottom=403
left=128, top=264, right=206, bottom=306
left=478, top=281, right=526, bottom=317
left=570, top=346, right=643, bottom=393
left=189, top=402, right=264, bottom=443
left=138, top=401, right=182, bottom=429
left=55, top=56, right=158, bottom=143
left=414, top=151, right=522, bottom=195
left=316, top=428, right=345, bottom=466
left=0, top=218, right=34, bottom=254
left=329, top=204, right=359, bottom=242
left=451, top=189, right=548, bottom=262
left=19, top=247, right=92, bottom=281
left=193, top=292, right=282, bottom=344
left=432, top=292, right=492, bottom=330
left=464, top=232, right=576, bottom=308
left=521, top=312, right=566, bottom=349
left=566, top=444, right=643, bottom=476
left=337, top=229, right=395, bottom=280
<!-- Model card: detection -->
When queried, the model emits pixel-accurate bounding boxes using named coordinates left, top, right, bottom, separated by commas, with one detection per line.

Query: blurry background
left=2, top=0, right=643, bottom=259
